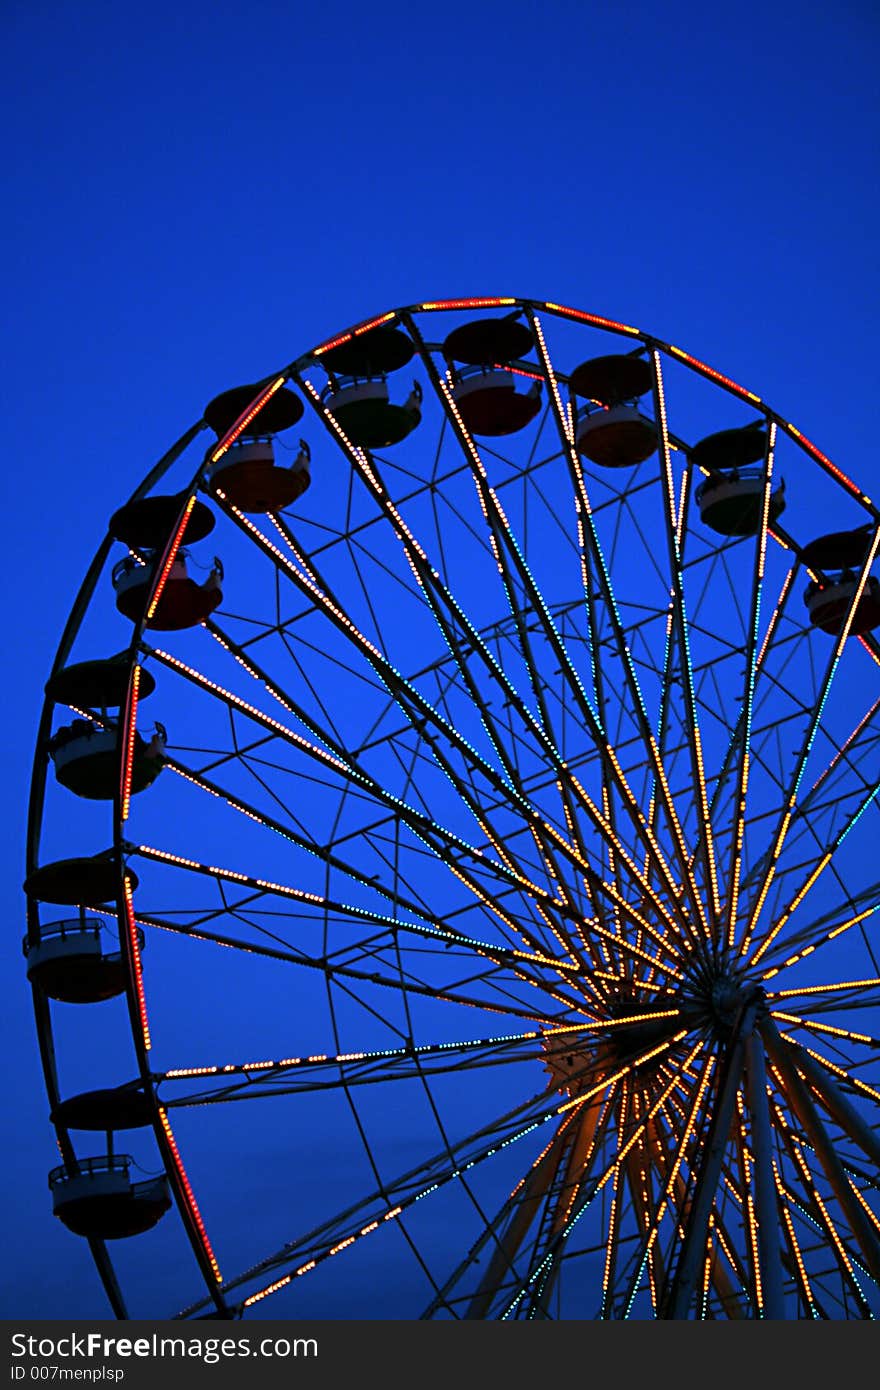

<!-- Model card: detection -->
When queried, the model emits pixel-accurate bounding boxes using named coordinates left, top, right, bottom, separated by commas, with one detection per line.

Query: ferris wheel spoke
left=420, top=1116, right=578, bottom=1318
left=616, top=1048, right=717, bottom=1317
left=775, top=1033, right=880, bottom=1107
left=181, top=1066, right=613, bottom=1317
left=597, top=1093, right=630, bottom=1317
left=201, top=533, right=633, bottom=969
left=564, top=512, right=630, bottom=936
left=662, top=995, right=764, bottom=1317
left=757, top=885, right=880, bottom=981
left=221, top=514, right=700, bottom=978
left=495, top=1093, right=620, bottom=1319
left=652, top=352, right=723, bottom=931
left=450, top=498, right=628, bottom=962
left=482, top=1040, right=700, bottom=1317
left=746, top=787, right=880, bottom=973
left=131, top=906, right=573, bottom=1022
left=454, top=1090, right=615, bottom=1320
left=766, top=1090, right=878, bottom=1312
left=719, top=423, right=778, bottom=947
left=621, top=1086, right=710, bottom=1312
left=128, top=857, right=591, bottom=1023
left=773, top=1034, right=880, bottom=1169
left=695, top=561, right=799, bottom=883
left=730, top=1090, right=767, bottom=1315
left=522, top=1097, right=622, bottom=1318
left=507, top=1038, right=705, bottom=1318
left=635, top=435, right=692, bottom=928
left=588, top=1083, right=665, bottom=1318
left=296, top=369, right=697, bottom=956
left=740, top=698, right=880, bottom=972
left=777, top=1212, right=870, bottom=1318
left=705, top=1184, right=762, bottom=1316
left=158, top=1029, right=601, bottom=1109
left=762, top=1019, right=880, bottom=1294
left=166, top=736, right=587, bottom=986
left=241, top=507, right=611, bottom=965
left=768, top=977, right=880, bottom=1012
left=131, top=840, right=571, bottom=964
left=769, top=1010, right=880, bottom=1054
left=740, top=527, right=880, bottom=958
left=774, top=1168, right=823, bottom=1317
left=739, top=1033, right=789, bottom=1315
left=404, top=314, right=632, bottom=948
left=145, top=640, right=608, bottom=964
left=783, top=692, right=880, bottom=832
left=645, top=1109, right=741, bottom=1318
left=699, top=1224, right=748, bottom=1318
left=528, top=313, right=710, bottom=948
left=619, top=1124, right=665, bottom=1315
left=667, top=1141, right=752, bottom=1318
left=161, top=753, right=467, bottom=937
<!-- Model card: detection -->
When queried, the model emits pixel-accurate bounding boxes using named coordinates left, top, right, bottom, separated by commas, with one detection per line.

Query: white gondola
left=112, top=550, right=223, bottom=630
left=24, top=916, right=144, bottom=1004
left=323, top=377, right=422, bottom=448
left=50, top=1155, right=171, bottom=1239
left=450, top=367, right=541, bottom=437
left=208, top=437, right=311, bottom=513
left=49, top=720, right=165, bottom=799
left=804, top=572, right=880, bottom=635
left=696, top=466, right=785, bottom=537
left=575, top=403, right=657, bottom=467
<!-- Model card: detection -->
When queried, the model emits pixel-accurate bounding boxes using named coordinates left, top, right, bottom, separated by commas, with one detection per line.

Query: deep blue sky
left=3, top=0, right=879, bottom=1319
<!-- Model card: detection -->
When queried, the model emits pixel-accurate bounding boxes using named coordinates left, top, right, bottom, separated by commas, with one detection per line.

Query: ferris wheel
left=24, top=297, right=880, bottom=1320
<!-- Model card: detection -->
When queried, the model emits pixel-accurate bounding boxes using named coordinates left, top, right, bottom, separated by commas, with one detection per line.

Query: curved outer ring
left=24, top=297, right=880, bottom=1318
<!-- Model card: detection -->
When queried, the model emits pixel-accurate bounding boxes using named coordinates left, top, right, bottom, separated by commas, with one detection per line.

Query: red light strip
left=417, top=297, right=517, bottom=312
left=497, top=362, right=543, bottom=381
left=665, top=345, right=763, bottom=405
left=209, top=376, right=288, bottom=464
left=145, top=496, right=195, bottom=623
left=122, top=876, right=151, bottom=1051
left=157, top=1107, right=222, bottom=1282
left=120, top=664, right=141, bottom=822
left=542, top=302, right=641, bottom=337
left=859, top=635, right=880, bottom=667
left=782, top=422, right=868, bottom=503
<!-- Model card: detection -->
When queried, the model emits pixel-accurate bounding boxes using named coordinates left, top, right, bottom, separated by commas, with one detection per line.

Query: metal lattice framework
left=25, top=297, right=880, bottom=1319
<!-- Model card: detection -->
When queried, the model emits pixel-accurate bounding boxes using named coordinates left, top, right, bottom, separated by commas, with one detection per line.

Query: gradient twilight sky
left=3, top=0, right=879, bottom=1319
